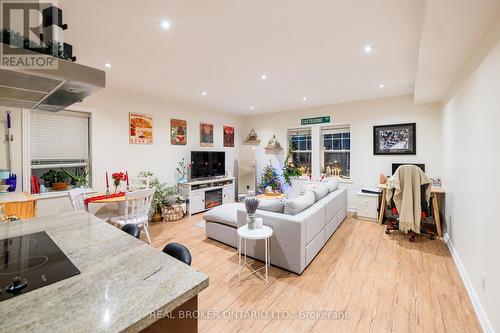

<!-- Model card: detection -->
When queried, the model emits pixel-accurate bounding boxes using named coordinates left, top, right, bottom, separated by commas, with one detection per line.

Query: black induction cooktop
left=0, top=231, right=80, bottom=301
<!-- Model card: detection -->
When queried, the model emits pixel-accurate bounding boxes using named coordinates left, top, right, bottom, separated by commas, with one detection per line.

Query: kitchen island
left=0, top=211, right=209, bottom=332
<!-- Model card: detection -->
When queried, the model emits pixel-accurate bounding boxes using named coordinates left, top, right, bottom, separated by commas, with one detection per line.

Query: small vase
left=114, top=181, right=120, bottom=194
left=246, top=213, right=256, bottom=230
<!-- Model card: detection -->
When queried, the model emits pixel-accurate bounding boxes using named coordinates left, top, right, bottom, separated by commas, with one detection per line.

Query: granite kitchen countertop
left=0, top=211, right=209, bottom=333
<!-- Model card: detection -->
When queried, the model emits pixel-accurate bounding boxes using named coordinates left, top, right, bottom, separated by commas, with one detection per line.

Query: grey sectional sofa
left=203, top=182, right=348, bottom=274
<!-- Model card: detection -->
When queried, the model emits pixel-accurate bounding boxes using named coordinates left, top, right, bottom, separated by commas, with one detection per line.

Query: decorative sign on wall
left=223, top=126, right=234, bottom=147
left=129, top=113, right=153, bottom=144
left=300, top=116, right=330, bottom=125
left=200, top=122, right=214, bottom=147
left=171, top=119, right=187, bottom=145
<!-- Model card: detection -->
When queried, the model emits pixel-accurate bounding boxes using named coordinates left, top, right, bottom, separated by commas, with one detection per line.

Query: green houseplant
left=283, top=141, right=302, bottom=186
left=138, top=171, right=186, bottom=222
left=62, top=168, right=90, bottom=188
left=41, top=169, right=69, bottom=191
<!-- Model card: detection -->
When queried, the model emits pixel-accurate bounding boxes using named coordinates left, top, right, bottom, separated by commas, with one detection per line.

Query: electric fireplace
left=205, top=189, right=222, bottom=209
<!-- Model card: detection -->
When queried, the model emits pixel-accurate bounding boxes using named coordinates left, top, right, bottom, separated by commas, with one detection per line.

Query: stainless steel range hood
left=0, top=46, right=105, bottom=111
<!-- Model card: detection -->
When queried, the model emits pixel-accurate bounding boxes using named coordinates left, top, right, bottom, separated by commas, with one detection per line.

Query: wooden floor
left=146, top=215, right=481, bottom=333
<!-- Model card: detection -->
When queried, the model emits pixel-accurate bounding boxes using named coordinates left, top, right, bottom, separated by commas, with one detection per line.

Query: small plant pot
left=52, top=182, right=68, bottom=191
left=151, top=212, right=163, bottom=223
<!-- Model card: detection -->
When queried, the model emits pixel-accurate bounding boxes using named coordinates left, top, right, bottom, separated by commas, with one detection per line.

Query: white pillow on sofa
left=284, top=191, right=315, bottom=215
left=258, top=199, right=285, bottom=213
left=325, top=179, right=339, bottom=193
left=312, top=183, right=329, bottom=201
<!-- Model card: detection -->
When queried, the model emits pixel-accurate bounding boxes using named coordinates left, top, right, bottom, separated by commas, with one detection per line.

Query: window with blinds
left=322, top=126, right=350, bottom=178
left=30, top=110, right=90, bottom=169
left=287, top=128, right=312, bottom=174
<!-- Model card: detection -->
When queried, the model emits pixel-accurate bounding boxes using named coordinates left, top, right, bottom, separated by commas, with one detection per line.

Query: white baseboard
left=444, top=232, right=495, bottom=333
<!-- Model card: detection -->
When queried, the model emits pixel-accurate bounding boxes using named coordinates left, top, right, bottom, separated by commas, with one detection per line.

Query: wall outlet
left=481, top=273, right=486, bottom=292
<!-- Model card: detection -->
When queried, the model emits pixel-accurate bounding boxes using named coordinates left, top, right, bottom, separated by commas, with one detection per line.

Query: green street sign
left=301, top=116, right=331, bottom=125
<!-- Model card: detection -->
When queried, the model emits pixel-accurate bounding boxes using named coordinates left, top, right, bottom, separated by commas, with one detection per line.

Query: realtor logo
left=0, top=1, right=60, bottom=69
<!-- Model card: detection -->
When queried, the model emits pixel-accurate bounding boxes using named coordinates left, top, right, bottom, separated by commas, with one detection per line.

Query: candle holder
left=105, top=187, right=110, bottom=196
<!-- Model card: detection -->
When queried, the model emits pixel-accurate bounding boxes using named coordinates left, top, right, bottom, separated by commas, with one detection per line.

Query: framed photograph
left=129, top=113, right=153, bottom=144
left=200, top=122, right=214, bottom=147
left=223, top=125, right=234, bottom=147
left=373, top=123, right=416, bottom=155
left=171, top=119, right=187, bottom=145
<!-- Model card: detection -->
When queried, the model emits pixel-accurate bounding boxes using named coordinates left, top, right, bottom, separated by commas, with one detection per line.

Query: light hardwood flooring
left=146, top=215, right=481, bottom=333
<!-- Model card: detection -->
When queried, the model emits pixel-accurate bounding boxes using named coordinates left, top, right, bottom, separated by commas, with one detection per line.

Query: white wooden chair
left=68, top=188, right=88, bottom=212
left=110, top=188, right=154, bottom=243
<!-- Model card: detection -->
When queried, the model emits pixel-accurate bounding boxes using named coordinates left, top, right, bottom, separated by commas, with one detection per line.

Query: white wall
left=32, top=87, right=241, bottom=217
left=241, top=95, right=442, bottom=209
left=441, top=25, right=500, bottom=332
left=79, top=87, right=242, bottom=193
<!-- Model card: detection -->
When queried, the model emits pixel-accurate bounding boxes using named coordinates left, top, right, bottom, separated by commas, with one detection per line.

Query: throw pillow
left=325, top=179, right=339, bottom=193
left=258, top=199, right=285, bottom=213
left=284, top=191, right=315, bottom=215
left=312, top=183, right=329, bottom=201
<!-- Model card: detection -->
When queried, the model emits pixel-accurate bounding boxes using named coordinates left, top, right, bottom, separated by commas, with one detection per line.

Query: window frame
left=22, top=106, right=95, bottom=196
left=287, top=127, right=312, bottom=175
left=321, top=125, right=351, bottom=180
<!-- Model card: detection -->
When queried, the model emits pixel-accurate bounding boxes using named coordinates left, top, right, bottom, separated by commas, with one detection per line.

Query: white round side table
left=237, top=224, right=273, bottom=284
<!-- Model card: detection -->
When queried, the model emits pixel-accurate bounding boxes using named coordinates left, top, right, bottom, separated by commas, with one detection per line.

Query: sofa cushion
left=203, top=202, right=244, bottom=227
left=325, top=179, right=339, bottom=193
left=312, top=183, right=329, bottom=201
left=284, top=191, right=315, bottom=215
left=257, top=199, right=285, bottom=213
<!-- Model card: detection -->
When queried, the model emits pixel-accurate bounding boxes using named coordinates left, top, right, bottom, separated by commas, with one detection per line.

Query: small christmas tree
left=259, top=163, right=282, bottom=193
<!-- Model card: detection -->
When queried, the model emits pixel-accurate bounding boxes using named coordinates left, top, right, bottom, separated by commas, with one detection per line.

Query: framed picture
left=200, top=122, right=214, bottom=147
left=129, top=113, right=153, bottom=144
left=373, top=123, right=416, bottom=155
left=223, top=125, right=234, bottom=147
left=171, top=119, right=187, bottom=145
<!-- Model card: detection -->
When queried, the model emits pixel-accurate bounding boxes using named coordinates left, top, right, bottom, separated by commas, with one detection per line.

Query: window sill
left=34, top=188, right=96, bottom=200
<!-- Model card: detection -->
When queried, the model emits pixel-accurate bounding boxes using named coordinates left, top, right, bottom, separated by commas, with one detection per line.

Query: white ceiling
left=58, top=0, right=499, bottom=114
left=414, top=0, right=500, bottom=104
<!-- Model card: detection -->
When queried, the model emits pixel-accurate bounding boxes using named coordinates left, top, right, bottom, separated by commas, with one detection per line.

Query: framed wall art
left=373, top=123, right=416, bottom=155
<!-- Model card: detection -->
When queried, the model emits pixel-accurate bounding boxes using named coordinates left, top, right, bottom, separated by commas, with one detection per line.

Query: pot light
left=379, top=83, right=385, bottom=88
left=201, top=91, right=207, bottom=96
left=161, top=20, right=171, bottom=30
left=260, top=74, right=267, bottom=80
left=249, top=106, right=254, bottom=110
left=363, top=45, right=373, bottom=53
left=104, top=63, right=112, bottom=68
left=302, top=96, right=308, bottom=101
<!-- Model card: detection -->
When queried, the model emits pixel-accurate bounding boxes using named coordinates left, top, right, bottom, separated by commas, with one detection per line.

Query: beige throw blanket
left=386, top=165, right=431, bottom=234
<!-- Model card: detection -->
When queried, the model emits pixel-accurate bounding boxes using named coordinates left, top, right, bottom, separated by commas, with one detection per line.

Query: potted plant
left=41, top=169, right=69, bottom=191
left=161, top=187, right=187, bottom=221
left=283, top=141, right=302, bottom=186
left=138, top=171, right=179, bottom=222
left=62, top=168, right=90, bottom=188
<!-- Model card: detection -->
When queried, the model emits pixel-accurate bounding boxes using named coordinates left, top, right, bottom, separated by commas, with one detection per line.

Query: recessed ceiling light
left=104, top=63, right=112, bottom=68
left=261, top=74, right=267, bottom=80
left=379, top=83, right=385, bottom=88
left=249, top=106, right=254, bottom=110
left=302, top=96, right=308, bottom=101
left=363, top=45, right=373, bottom=53
left=161, top=20, right=171, bottom=30
left=201, top=91, right=207, bottom=96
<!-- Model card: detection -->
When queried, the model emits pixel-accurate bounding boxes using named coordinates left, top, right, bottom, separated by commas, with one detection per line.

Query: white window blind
left=30, top=110, right=90, bottom=168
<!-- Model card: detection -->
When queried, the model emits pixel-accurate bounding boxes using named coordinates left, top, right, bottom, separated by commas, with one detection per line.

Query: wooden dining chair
left=68, top=188, right=88, bottom=212
left=110, top=189, right=154, bottom=243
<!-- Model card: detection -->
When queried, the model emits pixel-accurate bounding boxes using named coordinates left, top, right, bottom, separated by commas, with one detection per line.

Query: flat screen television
left=191, top=151, right=225, bottom=179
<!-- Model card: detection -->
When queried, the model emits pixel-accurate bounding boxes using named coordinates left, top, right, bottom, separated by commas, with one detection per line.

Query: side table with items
left=237, top=224, right=273, bottom=284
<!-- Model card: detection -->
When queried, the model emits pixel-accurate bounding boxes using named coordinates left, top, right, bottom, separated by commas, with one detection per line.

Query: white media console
left=179, top=177, right=235, bottom=216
